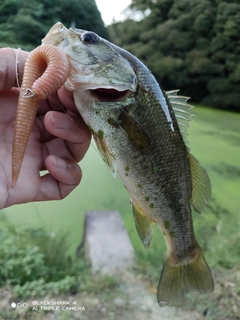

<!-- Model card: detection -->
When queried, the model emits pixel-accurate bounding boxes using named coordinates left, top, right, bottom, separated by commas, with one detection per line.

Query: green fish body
left=43, top=23, right=214, bottom=305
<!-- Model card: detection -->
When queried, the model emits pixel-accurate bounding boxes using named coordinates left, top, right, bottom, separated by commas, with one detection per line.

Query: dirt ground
left=0, top=272, right=205, bottom=320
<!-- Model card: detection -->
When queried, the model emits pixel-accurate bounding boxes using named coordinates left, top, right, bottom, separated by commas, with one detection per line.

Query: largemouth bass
left=23, top=22, right=215, bottom=304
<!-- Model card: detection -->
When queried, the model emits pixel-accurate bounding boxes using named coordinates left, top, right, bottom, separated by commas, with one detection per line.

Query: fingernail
left=54, top=157, right=67, bottom=169
left=51, top=113, right=73, bottom=129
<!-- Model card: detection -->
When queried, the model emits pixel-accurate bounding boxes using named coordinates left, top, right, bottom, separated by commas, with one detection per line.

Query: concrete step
left=83, top=211, right=135, bottom=274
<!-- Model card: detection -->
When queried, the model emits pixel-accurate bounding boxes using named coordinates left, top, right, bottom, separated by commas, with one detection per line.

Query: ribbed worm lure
left=12, top=44, right=70, bottom=186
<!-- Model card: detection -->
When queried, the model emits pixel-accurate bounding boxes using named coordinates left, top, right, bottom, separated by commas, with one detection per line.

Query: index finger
left=0, top=48, right=29, bottom=91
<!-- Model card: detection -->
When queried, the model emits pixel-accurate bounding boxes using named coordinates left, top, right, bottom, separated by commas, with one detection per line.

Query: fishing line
left=14, top=48, right=22, bottom=89
left=47, top=94, right=101, bottom=162
left=72, top=119, right=101, bottom=162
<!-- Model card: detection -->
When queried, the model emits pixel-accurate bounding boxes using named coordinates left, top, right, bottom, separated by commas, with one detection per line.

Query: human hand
left=0, top=48, right=91, bottom=209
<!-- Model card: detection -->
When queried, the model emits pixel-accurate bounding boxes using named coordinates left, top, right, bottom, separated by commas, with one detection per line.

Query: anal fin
left=132, top=200, right=154, bottom=248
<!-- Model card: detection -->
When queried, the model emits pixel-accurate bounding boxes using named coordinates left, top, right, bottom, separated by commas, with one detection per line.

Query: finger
left=58, top=86, right=76, bottom=113
left=36, top=92, right=67, bottom=115
left=0, top=48, right=28, bottom=91
left=35, top=155, right=82, bottom=201
left=44, top=111, right=91, bottom=162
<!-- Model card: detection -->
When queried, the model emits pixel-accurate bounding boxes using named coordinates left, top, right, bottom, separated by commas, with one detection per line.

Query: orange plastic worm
left=12, top=44, right=70, bottom=186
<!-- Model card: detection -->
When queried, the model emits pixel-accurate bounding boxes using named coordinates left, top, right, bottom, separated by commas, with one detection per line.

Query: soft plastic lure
left=12, top=44, right=69, bottom=186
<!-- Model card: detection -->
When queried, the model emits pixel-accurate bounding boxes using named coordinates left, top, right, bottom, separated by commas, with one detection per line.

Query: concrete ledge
left=83, top=211, right=135, bottom=274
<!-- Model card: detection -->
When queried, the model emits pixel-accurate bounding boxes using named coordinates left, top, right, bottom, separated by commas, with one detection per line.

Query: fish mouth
left=89, top=88, right=132, bottom=102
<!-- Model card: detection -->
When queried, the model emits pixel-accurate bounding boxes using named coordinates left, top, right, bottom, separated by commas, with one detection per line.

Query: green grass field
left=2, top=105, right=240, bottom=271
left=1, top=105, right=240, bottom=319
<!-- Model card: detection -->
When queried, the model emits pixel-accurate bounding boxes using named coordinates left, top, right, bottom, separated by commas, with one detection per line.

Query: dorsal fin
left=166, top=90, right=194, bottom=145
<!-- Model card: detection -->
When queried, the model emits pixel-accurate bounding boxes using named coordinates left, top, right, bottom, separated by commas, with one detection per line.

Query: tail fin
left=157, top=243, right=214, bottom=305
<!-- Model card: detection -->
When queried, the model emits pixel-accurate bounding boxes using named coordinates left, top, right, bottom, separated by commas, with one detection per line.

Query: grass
left=2, top=105, right=240, bottom=261
left=1, top=105, right=240, bottom=319
left=188, top=106, right=240, bottom=267
left=0, top=215, right=89, bottom=299
left=1, top=142, right=131, bottom=256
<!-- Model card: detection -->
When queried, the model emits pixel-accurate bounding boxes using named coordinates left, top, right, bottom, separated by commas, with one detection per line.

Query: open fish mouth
left=89, top=88, right=132, bottom=102
left=66, top=77, right=136, bottom=102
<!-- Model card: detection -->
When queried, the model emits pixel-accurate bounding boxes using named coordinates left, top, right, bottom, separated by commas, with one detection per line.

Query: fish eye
left=81, top=32, right=99, bottom=44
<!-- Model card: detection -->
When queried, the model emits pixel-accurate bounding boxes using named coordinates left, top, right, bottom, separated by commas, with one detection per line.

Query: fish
left=13, top=22, right=214, bottom=305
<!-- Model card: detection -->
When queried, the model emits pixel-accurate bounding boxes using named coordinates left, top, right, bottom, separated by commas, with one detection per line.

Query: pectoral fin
left=119, top=109, right=152, bottom=155
left=189, top=154, right=211, bottom=213
left=131, top=200, right=154, bottom=248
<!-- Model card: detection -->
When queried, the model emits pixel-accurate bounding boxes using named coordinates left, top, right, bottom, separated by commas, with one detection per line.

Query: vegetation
left=0, top=215, right=89, bottom=299
left=2, top=105, right=240, bottom=319
left=0, top=0, right=108, bottom=50
left=1, top=0, right=239, bottom=111
left=108, top=0, right=240, bottom=111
